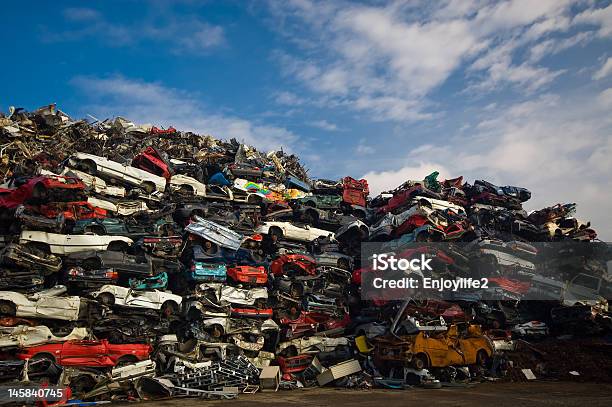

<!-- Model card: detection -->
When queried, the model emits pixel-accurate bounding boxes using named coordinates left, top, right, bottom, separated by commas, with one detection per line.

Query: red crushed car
left=0, top=176, right=86, bottom=209
left=150, top=126, right=177, bottom=136
left=132, top=147, right=173, bottom=180
left=342, top=177, right=369, bottom=207
left=279, top=311, right=350, bottom=338
left=32, top=201, right=107, bottom=221
left=270, top=253, right=317, bottom=276
left=227, top=266, right=268, bottom=285
left=231, top=307, right=273, bottom=319
left=18, top=339, right=152, bottom=367
left=403, top=299, right=467, bottom=322
left=378, top=184, right=439, bottom=215
left=277, top=354, right=313, bottom=375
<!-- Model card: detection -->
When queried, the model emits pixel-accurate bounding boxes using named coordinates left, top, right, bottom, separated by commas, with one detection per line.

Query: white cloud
left=593, top=57, right=612, bottom=80
left=70, top=76, right=300, bottom=152
left=271, top=0, right=598, bottom=121
left=274, top=91, right=305, bottom=106
left=598, top=87, right=612, bottom=108
left=574, top=3, right=612, bottom=38
left=309, top=119, right=338, bottom=131
left=528, top=32, right=593, bottom=63
left=355, top=138, right=375, bottom=155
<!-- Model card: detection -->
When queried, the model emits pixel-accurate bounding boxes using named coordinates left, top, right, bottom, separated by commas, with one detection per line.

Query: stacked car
left=0, top=104, right=609, bottom=401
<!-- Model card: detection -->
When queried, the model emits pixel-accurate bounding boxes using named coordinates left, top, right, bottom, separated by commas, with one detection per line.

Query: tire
left=31, top=352, right=56, bottom=364
left=79, top=160, right=97, bottom=175
left=281, top=345, right=298, bottom=358
left=142, top=182, right=155, bottom=194
left=0, top=301, right=16, bottom=316
left=115, top=355, right=138, bottom=367
left=476, top=350, right=490, bottom=367
left=209, top=324, right=224, bottom=338
left=268, top=227, right=283, bottom=240
left=290, top=283, right=303, bottom=298
left=337, top=258, right=350, bottom=270
left=97, top=293, right=115, bottom=306
left=178, top=185, right=193, bottom=196
left=412, top=353, right=429, bottom=370
left=419, top=199, right=432, bottom=209
left=107, top=241, right=129, bottom=252
left=160, top=301, right=178, bottom=318
left=49, top=325, right=74, bottom=337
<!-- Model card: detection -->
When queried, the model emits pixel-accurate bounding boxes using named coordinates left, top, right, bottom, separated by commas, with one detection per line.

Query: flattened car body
left=19, top=231, right=133, bottom=255
left=0, top=325, right=90, bottom=348
left=0, top=286, right=83, bottom=321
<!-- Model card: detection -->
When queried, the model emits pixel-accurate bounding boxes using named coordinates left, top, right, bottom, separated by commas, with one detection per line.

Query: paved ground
left=139, top=381, right=612, bottom=407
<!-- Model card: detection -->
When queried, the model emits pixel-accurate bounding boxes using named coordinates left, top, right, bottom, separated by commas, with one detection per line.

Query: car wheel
left=209, top=324, right=224, bottom=338
left=107, top=241, right=129, bottom=252
left=160, top=301, right=178, bottom=318
left=0, top=301, right=16, bottom=316
left=31, top=352, right=56, bottom=365
left=178, top=185, right=193, bottom=196
left=49, top=324, right=74, bottom=337
left=98, top=293, right=115, bottom=306
left=79, top=160, right=97, bottom=175
left=337, top=258, right=350, bottom=270
left=476, top=350, right=490, bottom=367
left=142, top=182, right=155, bottom=194
left=412, top=353, right=429, bottom=370
left=268, top=227, right=283, bottom=240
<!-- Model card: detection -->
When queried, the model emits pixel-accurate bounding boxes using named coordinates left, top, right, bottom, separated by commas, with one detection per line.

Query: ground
left=131, top=382, right=612, bottom=407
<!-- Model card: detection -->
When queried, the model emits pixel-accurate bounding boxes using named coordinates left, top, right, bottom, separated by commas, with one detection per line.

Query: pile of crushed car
left=0, top=104, right=610, bottom=402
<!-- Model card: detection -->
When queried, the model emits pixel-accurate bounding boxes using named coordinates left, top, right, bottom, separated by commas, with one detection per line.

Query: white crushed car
left=87, top=197, right=150, bottom=216
left=19, top=230, right=133, bottom=254
left=61, top=168, right=126, bottom=197
left=412, top=196, right=466, bottom=215
left=197, top=283, right=268, bottom=307
left=0, top=286, right=84, bottom=321
left=255, top=221, right=335, bottom=242
left=69, top=152, right=167, bottom=193
left=278, top=336, right=349, bottom=355
left=169, top=174, right=207, bottom=196
left=0, top=325, right=90, bottom=348
left=90, top=285, right=182, bottom=316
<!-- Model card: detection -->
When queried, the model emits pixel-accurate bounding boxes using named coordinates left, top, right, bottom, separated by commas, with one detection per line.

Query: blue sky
left=1, top=0, right=611, bottom=238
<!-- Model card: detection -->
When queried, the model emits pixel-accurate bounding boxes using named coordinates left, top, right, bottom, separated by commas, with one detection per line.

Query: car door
left=60, top=340, right=108, bottom=366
